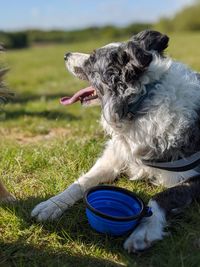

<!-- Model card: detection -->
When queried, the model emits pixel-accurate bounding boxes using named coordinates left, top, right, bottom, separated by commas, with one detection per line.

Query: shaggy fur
left=32, top=30, right=200, bottom=252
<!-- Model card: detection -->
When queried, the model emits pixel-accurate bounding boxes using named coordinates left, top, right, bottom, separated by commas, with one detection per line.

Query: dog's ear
left=132, top=30, right=169, bottom=54
left=126, top=42, right=153, bottom=70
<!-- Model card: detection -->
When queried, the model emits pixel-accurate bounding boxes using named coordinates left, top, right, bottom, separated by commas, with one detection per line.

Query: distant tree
left=154, top=18, right=174, bottom=33
left=124, top=23, right=152, bottom=36
left=0, top=32, right=29, bottom=49
left=155, top=2, right=200, bottom=32
left=7, top=32, right=29, bottom=48
left=172, top=4, right=200, bottom=31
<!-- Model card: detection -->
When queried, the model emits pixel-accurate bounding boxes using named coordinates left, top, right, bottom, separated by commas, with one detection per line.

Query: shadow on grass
left=1, top=196, right=127, bottom=266
left=2, top=92, right=81, bottom=121
left=2, top=192, right=200, bottom=267
left=1, top=193, right=161, bottom=266
left=3, top=110, right=80, bottom=121
left=2, top=184, right=200, bottom=267
left=0, top=241, right=124, bottom=267
left=1, top=186, right=154, bottom=245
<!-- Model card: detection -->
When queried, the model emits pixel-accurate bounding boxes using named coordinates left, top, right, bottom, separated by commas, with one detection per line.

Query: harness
left=142, top=151, right=200, bottom=172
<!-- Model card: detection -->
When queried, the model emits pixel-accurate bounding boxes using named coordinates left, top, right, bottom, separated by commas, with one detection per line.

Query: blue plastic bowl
left=84, top=185, right=152, bottom=236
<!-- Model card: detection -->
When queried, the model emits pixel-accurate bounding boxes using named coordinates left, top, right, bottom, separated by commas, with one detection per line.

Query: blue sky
left=0, top=0, right=195, bottom=31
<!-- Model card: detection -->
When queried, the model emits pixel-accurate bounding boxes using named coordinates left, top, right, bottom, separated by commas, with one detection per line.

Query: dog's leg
left=31, top=141, right=124, bottom=221
left=124, top=175, right=200, bottom=252
left=0, top=180, right=16, bottom=202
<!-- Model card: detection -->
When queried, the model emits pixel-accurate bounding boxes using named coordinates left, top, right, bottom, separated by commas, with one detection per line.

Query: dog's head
left=63, top=30, right=169, bottom=123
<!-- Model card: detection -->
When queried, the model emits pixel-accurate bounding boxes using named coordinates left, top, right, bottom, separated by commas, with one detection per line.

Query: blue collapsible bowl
left=84, top=185, right=152, bottom=236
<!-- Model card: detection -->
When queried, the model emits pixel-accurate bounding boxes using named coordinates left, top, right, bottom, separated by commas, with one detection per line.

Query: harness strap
left=142, top=151, right=200, bottom=172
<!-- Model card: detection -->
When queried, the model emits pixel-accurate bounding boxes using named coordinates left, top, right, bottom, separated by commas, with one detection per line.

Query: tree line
left=1, top=1, right=200, bottom=49
left=0, top=24, right=151, bottom=49
left=155, top=2, right=200, bottom=32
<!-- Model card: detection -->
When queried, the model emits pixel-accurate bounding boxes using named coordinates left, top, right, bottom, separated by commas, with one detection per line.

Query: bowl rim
left=84, top=185, right=147, bottom=222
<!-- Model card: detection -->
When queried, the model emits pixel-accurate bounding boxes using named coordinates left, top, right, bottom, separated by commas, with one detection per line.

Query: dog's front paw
left=123, top=220, right=164, bottom=252
left=31, top=183, right=82, bottom=221
left=31, top=197, right=66, bottom=221
left=124, top=200, right=166, bottom=253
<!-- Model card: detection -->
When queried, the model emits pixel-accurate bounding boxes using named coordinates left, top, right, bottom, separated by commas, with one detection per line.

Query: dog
left=31, top=30, right=200, bottom=252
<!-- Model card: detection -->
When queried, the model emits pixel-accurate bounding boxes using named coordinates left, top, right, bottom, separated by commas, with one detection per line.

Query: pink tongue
left=60, top=86, right=95, bottom=105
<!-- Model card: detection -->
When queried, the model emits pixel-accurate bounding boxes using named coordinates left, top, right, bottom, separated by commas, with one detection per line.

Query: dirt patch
left=0, top=127, right=70, bottom=144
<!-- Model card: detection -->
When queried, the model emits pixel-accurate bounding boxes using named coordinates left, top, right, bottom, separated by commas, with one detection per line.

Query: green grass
left=1, top=33, right=200, bottom=267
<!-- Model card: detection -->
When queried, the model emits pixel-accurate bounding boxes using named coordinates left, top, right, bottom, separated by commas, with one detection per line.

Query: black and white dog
left=32, top=30, right=200, bottom=252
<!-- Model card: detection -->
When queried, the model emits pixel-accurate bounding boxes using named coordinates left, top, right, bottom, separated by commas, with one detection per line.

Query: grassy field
left=1, top=32, right=200, bottom=267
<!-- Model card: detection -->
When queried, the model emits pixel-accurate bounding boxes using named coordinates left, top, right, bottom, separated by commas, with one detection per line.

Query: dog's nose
left=64, top=52, right=72, bottom=61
